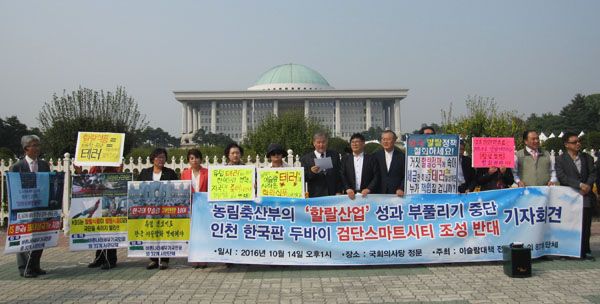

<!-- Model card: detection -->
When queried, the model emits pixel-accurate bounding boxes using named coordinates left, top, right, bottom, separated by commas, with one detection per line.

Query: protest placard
left=189, top=187, right=581, bottom=265
left=207, top=166, right=255, bottom=201
left=471, top=137, right=516, bottom=168
left=405, top=134, right=460, bottom=194
left=257, top=168, right=305, bottom=199
left=127, top=181, right=191, bottom=258
left=74, top=132, right=125, bottom=167
left=5, top=172, right=64, bottom=254
left=69, top=173, right=131, bottom=251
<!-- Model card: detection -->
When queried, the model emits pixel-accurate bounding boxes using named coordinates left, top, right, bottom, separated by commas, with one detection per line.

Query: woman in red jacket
left=180, top=149, right=208, bottom=192
left=180, top=148, right=208, bottom=268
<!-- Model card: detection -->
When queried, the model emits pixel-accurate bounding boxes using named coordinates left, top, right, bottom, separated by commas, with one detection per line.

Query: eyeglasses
left=566, top=140, right=581, bottom=144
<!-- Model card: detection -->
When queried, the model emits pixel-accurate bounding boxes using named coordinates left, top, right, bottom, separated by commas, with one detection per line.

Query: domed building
left=175, top=63, right=408, bottom=144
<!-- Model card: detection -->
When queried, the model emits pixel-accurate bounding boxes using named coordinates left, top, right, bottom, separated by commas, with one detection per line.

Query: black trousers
left=93, top=249, right=117, bottom=265
left=17, top=250, right=43, bottom=273
left=582, top=207, right=592, bottom=258
left=150, top=258, right=169, bottom=263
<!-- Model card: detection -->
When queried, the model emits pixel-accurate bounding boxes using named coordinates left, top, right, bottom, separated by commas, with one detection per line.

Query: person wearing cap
left=458, top=139, right=477, bottom=193
left=341, top=133, right=379, bottom=200
left=514, top=130, right=557, bottom=187
left=266, top=143, right=289, bottom=168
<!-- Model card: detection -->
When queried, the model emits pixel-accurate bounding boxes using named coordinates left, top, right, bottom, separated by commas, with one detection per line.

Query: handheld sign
left=471, top=137, right=515, bottom=168
left=405, top=134, right=460, bottom=194
left=257, top=168, right=305, bottom=199
left=74, top=132, right=125, bottom=167
left=208, top=166, right=256, bottom=201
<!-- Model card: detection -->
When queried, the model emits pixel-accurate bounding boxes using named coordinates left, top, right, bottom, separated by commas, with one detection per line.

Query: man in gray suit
left=10, top=135, right=50, bottom=277
left=555, top=131, right=597, bottom=260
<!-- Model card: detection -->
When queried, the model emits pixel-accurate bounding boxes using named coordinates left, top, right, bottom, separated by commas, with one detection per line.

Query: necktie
left=321, top=153, right=325, bottom=158
left=531, top=150, right=538, bottom=160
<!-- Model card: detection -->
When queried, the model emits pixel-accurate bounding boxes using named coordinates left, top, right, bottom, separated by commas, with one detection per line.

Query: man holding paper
left=300, top=132, right=343, bottom=197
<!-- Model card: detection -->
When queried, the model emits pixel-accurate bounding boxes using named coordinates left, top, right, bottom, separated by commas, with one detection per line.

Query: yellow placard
left=128, top=218, right=190, bottom=241
left=208, top=166, right=255, bottom=201
left=258, top=168, right=305, bottom=198
left=74, top=132, right=125, bottom=166
left=70, top=217, right=128, bottom=234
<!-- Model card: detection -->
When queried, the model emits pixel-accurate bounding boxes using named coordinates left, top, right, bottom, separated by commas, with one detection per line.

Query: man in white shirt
left=10, top=135, right=51, bottom=278
left=514, top=130, right=557, bottom=187
left=341, top=133, right=379, bottom=199
left=374, top=130, right=406, bottom=196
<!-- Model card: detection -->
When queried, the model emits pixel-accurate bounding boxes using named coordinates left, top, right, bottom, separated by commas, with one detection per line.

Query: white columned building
left=175, top=63, right=408, bottom=144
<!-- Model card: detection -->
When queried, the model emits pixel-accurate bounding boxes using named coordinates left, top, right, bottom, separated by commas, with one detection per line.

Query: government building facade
left=174, top=64, right=408, bottom=144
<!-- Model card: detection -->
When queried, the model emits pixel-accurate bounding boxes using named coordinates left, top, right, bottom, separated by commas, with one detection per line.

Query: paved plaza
left=1, top=225, right=600, bottom=304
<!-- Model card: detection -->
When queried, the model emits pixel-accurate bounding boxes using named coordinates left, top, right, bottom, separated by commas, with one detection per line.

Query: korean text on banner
left=74, top=132, right=125, bottom=167
left=5, top=172, right=64, bottom=254
left=405, top=134, right=460, bottom=194
left=189, top=187, right=581, bottom=265
left=257, top=168, right=305, bottom=199
left=472, top=137, right=516, bottom=168
left=69, top=173, right=132, bottom=251
left=127, top=181, right=191, bottom=258
left=208, top=166, right=255, bottom=201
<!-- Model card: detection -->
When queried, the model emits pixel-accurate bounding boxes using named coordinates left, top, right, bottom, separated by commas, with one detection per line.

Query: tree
left=38, top=87, right=147, bottom=158
left=361, top=127, right=384, bottom=141
left=244, top=111, right=326, bottom=155
left=524, top=112, right=565, bottom=135
left=441, top=96, right=526, bottom=149
left=136, top=127, right=179, bottom=148
left=559, top=94, right=595, bottom=133
left=0, top=116, right=41, bottom=158
left=192, top=129, right=235, bottom=147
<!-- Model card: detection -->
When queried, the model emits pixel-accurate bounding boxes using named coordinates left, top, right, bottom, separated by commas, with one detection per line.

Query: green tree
left=441, top=96, right=526, bottom=149
left=192, top=129, right=235, bottom=147
left=244, top=111, right=326, bottom=155
left=328, top=137, right=350, bottom=155
left=524, top=112, right=565, bottom=135
left=38, top=87, right=148, bottom=158
left=361, top=127, right=385, bottom=141
left=542, top=137, right=564, bottom=153
left=559, top=94, right=595, bottom=133
left=0, top=116, right=41, bottom=157
left=136, top=127, right=179, bottom=148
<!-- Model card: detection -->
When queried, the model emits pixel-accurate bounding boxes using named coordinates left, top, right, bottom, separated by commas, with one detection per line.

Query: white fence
left=0, top=149, right=598, bottom=227
left=0, top=150, right=303, bottom=227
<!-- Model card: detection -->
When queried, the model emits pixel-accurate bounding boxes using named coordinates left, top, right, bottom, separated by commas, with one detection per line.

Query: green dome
left=248, top=63, right=333, bottom=91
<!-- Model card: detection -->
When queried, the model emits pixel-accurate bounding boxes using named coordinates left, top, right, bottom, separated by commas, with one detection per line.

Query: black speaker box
left=502, top=245, right=531, bottom=278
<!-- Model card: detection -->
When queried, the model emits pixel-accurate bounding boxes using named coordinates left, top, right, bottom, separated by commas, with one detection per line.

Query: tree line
left=1, top=87, right=598, bottom=162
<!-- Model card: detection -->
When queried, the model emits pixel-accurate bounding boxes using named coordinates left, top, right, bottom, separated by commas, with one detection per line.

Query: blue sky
left=1, top=0, right=599, bottom=136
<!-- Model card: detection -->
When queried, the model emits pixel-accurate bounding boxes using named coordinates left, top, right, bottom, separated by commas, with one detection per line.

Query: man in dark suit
left=10, top=135, right=50, bottom=278
left=458, top=140, right=477, bottom=193
left=300, top=132, right=343, bottom=197
left=341, top=133, right=379, bottom=199
left=374, top=130, right=405, bottom=196
left=555, top=132, right=597, bottom=260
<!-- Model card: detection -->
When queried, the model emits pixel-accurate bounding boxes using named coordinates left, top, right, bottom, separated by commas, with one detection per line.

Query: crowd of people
left=9, top=126, right=598, bottom=277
